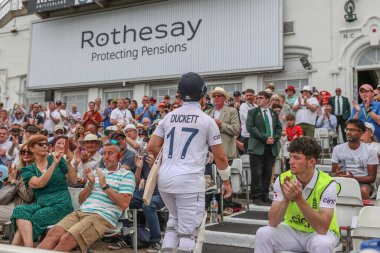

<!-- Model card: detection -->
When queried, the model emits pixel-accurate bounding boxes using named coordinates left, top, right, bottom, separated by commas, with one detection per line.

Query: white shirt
left=334, top=96, right=343, bottom=116
left=0, top=140, right=13, bottom=165
left=44, top=110, right=61, bottom=134
left=273, top=169, right=337, bottom=209
left=293, top=97, right=319, bottom=125
left=260, top=107, right=273, bottom=137
left=332, top=142, right=379, bottom=177
left=240, top=102, right=256, bottom=138
left=154, top=102, right=222, bottom=194
left=110, top=108, right=133, bottom=125
left=213, top=109, right=221, bottom=120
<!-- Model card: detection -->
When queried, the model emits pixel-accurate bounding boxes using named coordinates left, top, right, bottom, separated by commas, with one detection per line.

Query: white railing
left=0, top=0, right=23, bottom=21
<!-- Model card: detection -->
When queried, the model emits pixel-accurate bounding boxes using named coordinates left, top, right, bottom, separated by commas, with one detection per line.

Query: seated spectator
left=332, top=119, right=378, bottom=199
left=73, top=124, right=85, bottom=144
left=316, top=104, right=338, bottom=146
left=0, top=142, right=34, bottom=226
left=38, top=141, right=135, bottom=253
left=142, top=118, right=152, bottom=132
left=109, top=152, right=164, bottom=251
left=255, top=137, right=339, bottom=253
left=285, top=114, right=303, bottom=142
left=124, top=124, right=143, bottom=153
left=72, top=134, right=103, bottom=182
left=170, top=102, right=180, bottom=112
left=99, top=132, right=135, bottom=171
left=138, top=129, right=149, bottom=142
left=102, top=125, right=118, bottom=143
left=360, top=122, right=380, bottom=187
left=85, top=123, right=101, bottom=138
left=11, top=135, right=77, bottom=247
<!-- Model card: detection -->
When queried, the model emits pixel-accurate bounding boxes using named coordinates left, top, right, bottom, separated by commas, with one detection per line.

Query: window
left=264, top=79, right=308, bottom=95
left=62, top=93, right=88, bottom=115
left=25, top=92, right=45, bottom=108
left=358, top=47, right=380, bottom=66
left=151, top=87, right=177, bottom=103
left=104, top=90, right=134, bottom=103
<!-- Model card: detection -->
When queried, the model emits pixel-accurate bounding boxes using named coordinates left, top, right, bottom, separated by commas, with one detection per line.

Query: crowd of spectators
left=0, top=81, right=380, bottom=251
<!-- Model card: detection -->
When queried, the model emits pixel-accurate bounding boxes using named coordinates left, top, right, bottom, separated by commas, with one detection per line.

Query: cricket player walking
left=148, top=72, right=232, bottom=253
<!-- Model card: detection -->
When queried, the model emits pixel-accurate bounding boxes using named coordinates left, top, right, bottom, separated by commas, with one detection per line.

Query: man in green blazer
left=246, top=91, right=282, bottom=206
left=328, top=88, right=351, bottom=142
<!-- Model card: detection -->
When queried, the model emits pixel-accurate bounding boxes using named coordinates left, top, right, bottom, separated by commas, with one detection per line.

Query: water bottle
left=210, top=196, right=218, bottom=223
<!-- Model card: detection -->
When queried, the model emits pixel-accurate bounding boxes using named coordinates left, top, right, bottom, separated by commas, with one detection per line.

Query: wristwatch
left=102, top=184, right=110, bottom=191
left=366, top=108, right=372, bottom=113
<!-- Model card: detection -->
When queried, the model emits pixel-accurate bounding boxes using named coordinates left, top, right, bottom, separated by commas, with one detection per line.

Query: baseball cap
left=150, top=97, right=157, bottom=103
left=26, top=125, right=39, bottom=133
left=54, top=125, right=64, bottom=133
left=360, top=84, right=374, bottom=92
left=158, top=102, right=167, bottom=108
left=56, top=100, right=62, bottom=105
left=233, top=91, right=241, bottom=97
left=111, top=132, right=126, bottom=139
left=365, top=122, right=375, bottom=133
left=104, top=126, right=118, bottom=135
left=124, top=124, right=137, bottom=132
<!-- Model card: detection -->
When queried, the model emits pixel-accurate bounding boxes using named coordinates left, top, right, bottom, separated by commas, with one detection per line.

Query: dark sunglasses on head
left=36, top=142, right=48, bottom=147
left=20, top=150, right=33, bottom=155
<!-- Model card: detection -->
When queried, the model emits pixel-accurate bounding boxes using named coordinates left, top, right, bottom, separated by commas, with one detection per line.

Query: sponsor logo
left=213, top=134, right=221, bottom=140
left=291, top=215, right=310, bottom=228
left=322, top=197, right=336, bottom=205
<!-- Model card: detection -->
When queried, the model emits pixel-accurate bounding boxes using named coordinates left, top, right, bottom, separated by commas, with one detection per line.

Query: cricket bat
left=143, top=148, right=163, bottom=205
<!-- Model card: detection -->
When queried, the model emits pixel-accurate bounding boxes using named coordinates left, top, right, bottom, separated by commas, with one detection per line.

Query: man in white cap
left=292, top=86, right=319, bottom=137
left=124, top=124, right=143, bottom=153
left=205, top=87, right=240, bottom=163
left=351, top=83, right=380, bottom=141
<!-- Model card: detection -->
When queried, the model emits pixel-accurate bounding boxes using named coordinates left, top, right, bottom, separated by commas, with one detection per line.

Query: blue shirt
left=136, top=105, right=156, bottom=122
left=316, top=114, right=337, bottom=131
left=350, top=101, right=380, bottom=141
left=102, top=108, right=113, bottom=129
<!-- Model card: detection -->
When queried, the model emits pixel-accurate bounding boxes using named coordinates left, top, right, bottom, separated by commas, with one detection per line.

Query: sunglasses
left=105, top=139, right=121, bottom=147
left=55, top=130, right=64, bottom=134
left=36, top=142, right=48, bottom=147
left=213, top=94, right=224, bottom=99
left=20, top=150, right=33, bottom=156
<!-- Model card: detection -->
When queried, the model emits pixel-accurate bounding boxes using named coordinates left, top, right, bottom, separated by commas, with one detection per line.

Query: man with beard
left=332, top=119, right=378, bottom=199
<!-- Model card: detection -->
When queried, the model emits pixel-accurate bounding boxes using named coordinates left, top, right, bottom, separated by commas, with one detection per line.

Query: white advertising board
left=28, top=0, right=283, bottom=88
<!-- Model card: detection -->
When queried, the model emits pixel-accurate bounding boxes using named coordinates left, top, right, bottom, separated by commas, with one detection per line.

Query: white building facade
left=0, top=0, right=380, bottom=113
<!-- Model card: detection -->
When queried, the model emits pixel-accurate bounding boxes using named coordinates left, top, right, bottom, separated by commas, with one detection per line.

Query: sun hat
left=79, top=134, right=103, bottom=146
left=209, top=87, right=230, bottom=100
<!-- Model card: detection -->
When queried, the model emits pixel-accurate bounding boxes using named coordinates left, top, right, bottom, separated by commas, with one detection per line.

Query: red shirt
left=83, top=111, right=102, bottom=130
left=286, top=125, right=303, bottom=141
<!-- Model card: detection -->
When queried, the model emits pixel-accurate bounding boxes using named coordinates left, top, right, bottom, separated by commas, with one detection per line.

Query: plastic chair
left=240, top=154, right=251, bottom=210
left=230, top=158, right=249, bottom=210
left=333, top=177, right=363, bottom=250
left=68, top=187, right=82, bottom=211
left=375, top=189, right=380, bottom=207
left=351, top=206, right=380, bottom=250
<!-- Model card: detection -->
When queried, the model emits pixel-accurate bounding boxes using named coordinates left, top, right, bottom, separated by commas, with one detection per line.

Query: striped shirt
left=80, top=167, right=135, bottom=227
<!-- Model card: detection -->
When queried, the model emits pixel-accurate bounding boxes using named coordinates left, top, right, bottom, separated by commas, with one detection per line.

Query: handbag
left=0, top=183, right=17, bottom=205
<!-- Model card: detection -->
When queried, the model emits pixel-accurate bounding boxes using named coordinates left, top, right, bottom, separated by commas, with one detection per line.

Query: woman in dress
left=11, top=135, right=77, bottom=247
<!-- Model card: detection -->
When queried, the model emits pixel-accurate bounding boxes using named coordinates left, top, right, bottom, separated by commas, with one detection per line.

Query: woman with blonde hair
left=11, top=135, right=77, bottom=247
left=0, top=142, right=34, bottom=226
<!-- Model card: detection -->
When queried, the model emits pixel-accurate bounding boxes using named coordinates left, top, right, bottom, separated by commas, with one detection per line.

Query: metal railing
left=0, top=0, right=23, bottom=21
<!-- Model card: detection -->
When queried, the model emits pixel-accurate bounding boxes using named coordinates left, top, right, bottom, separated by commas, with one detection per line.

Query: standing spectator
left=135, top=96, right=156, bottom=123
left=125, top=98, right=135, bottom=118
left=82, top=101, right=102, bottom=131
left=11, top=135, right=77, bottom=247
left=23, top=103, right=44, bottom=130
left=292, top=86, right=319, bottom=138
left=329, top=88, right=350, bottom=143
left=110, top=98, right=134, bottom=126
left=350, top=84, right=380, bottom=141
left=55, top=100, right=67, bottom=126
left=44, top=101, right=61, bottom=137
left=12, top=110, right=25, bottom=126
left=316, top=104, right=338, bottom=146
left=230, top=91, right=243, bottom=111
left=266, top=83, right=275, bottom=94
left=67, top=104, right=82, bottom=124
left=285, top=85, right=298, bottom=109
left=156, top=102, right=168, bottom=120
left=94, top=97, right=105, bottom=116
left=246, top=91, right=282, bottom=206
left=239, top=89, right=256, bottom=153
left=0, top=110, right=11, bottom=129
left=164, top=95, right=172, bottom=109
left=102, top=99, right=117, bottom=130
left=205, top=87, right=241, bottom=162
left=332, top=119, right=378, bottom=200
left=129, top=100, right=138, bottom=119
left=150, top=96, right=158, bottom=114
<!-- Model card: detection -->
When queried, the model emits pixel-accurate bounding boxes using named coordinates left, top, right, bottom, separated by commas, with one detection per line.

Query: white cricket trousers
left=160, top=192, right=205, bottom=249
left=255, top=223, right=339, bottom=253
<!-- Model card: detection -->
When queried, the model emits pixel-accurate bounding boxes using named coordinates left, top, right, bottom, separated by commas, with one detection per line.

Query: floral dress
left=11, top=156, right=73, bottom=241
